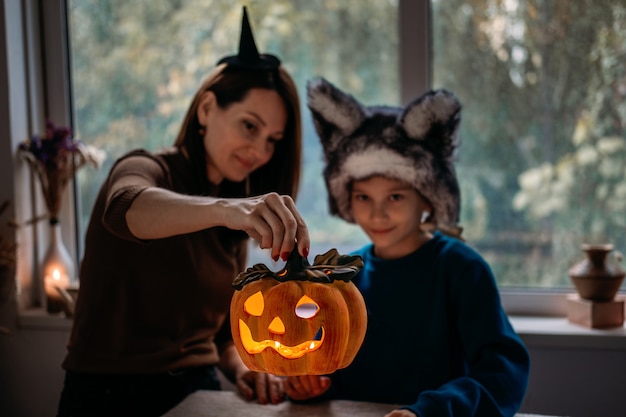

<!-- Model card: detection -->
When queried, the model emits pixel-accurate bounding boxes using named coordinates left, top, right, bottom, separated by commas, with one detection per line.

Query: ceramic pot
left=568, top=243, right=625, bottom=301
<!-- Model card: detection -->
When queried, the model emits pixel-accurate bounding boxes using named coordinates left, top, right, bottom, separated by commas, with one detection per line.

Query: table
left=162, top=390, right=560, bottom=417
left=162, top=390, right=394, bottom=417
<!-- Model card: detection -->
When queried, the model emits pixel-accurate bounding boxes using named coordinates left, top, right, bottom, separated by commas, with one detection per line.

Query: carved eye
left=295, top=295, right=319, bottom=319
left=244, top=291, right=264, bottom=316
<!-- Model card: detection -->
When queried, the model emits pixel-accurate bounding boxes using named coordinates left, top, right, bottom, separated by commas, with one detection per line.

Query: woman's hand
left=221, top=192, right=310, bottom=261
left=236, top=370, right=285, bottom=405
left=285, top=375, right=331, bottom=401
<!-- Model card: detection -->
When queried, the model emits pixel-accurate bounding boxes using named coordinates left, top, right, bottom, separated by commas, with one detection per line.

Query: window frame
left=3, top=0, right=77, bottom=311
left=6, top=0, right=577, bottom=316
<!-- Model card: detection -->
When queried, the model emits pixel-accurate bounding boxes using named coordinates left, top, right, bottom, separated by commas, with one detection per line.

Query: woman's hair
left=175, top=64, right=302, bottom=200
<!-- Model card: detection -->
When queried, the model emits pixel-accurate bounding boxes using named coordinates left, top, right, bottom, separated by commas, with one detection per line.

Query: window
left=14, top=0, right=625, bottom=314
left=67, top=0, right=404, bottom=265
left=432, top=1, right=626, bottom=292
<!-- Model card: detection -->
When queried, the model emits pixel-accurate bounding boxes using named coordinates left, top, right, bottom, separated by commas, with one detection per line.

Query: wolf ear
left=399, top=89, right=462, bottom=160
left=307, top=77, right=368, bottom=158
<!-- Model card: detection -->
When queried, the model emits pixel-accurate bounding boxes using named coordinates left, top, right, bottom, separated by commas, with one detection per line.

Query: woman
left=57, top=8, right=308, bottom=417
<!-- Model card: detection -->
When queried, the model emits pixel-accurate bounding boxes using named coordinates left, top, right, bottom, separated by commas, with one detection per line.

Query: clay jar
left=568, top=244, right=625, bottom=301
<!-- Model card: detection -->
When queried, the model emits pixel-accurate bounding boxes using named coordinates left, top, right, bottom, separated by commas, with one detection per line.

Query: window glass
left=432, top=1, right=626, bottom=288
left=68, top=1, right=397, bottom=265
left=70, top=1, right=626, bottom=291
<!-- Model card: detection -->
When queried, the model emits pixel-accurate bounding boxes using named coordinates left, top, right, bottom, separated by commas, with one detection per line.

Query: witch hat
left=217, top=6, right=281, bottom=70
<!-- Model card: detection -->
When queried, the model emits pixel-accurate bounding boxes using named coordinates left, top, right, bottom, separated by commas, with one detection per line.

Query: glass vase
left=41, top=218, right=75, bottom=314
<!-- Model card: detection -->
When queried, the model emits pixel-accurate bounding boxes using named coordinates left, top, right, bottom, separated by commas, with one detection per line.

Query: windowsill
left=18, top=308, right=73, bottom=331
left=510, top=316, right=626, bottom=351
left=16, top=309, right=626, bottom=351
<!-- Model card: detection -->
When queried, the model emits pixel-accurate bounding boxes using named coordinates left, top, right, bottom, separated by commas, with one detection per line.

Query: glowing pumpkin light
left=230, top=249, right=367, bottom=376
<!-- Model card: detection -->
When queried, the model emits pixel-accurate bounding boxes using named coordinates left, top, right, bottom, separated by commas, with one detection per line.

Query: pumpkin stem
left=232, top=248, right=364, bottom=290
left=285, top=248, right=311, bottom=274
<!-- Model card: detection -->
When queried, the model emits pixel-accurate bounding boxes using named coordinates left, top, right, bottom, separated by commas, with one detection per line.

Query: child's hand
left=384, top=410, right=417, bottom=417
left=285, top=375, right=331, bottom=401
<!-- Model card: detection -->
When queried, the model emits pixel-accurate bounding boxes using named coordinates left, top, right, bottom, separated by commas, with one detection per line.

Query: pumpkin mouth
left=238, top=319, right=325, bottom=359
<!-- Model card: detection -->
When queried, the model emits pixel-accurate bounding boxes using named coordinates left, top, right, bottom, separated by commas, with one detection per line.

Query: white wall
left=0, top=321, right=237, bottom=417
left=521, top=345, right=626, bottom=417
left=1, top=322, right=626, bottom=417
left=0, top=326, right=69, bottom=417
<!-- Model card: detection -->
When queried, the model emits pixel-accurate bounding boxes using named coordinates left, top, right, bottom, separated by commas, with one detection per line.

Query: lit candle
left=40, top=220, right=75, bottom=314
left=44, top=261, right=70, bottom=314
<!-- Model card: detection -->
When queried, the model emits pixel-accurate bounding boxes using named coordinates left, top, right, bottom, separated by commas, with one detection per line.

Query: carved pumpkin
left=230, top=249, right=367, bottom=376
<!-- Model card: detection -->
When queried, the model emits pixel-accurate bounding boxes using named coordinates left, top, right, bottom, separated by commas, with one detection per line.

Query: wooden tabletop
left=161, top=390, right=560, bottom=417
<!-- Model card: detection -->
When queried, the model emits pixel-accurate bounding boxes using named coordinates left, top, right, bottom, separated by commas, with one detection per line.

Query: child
left=285, top=78, right=530, bottom=417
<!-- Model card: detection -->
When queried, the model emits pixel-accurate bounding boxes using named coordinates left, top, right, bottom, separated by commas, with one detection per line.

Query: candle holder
left=41, top=218, right=74, bottom=314
left=230, top=249, right=366, bottom=376
left=17, top=121, right=104, bottom=313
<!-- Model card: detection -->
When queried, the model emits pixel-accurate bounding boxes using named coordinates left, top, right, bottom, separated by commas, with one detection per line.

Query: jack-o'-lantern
left=230, top=248, right=367, bottom=376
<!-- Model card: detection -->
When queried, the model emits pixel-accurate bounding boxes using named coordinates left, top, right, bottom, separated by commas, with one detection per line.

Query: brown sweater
left=62, top=148, right=247, bottom=374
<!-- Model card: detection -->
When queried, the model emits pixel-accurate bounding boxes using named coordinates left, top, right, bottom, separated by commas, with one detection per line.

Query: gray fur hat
left=307, top=77, right=462, bottom=230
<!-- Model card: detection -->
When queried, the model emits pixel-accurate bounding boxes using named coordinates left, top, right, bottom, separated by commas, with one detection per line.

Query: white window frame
left=2, top=0, right=76, bottom=312
left=3, top=0, right=577, bottom=317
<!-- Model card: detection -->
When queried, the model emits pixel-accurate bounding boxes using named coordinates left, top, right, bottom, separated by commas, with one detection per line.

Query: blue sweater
left=329, top=232, right=530, bottom=417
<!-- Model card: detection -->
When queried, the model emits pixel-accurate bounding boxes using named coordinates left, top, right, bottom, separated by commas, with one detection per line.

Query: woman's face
left=198, top=88, right=287, bottom=184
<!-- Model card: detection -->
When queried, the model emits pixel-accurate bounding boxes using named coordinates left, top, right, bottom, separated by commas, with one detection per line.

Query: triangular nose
left=268, top=317, right=285, bottom=334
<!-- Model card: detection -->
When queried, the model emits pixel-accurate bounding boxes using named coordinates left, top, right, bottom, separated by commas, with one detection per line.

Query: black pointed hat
left=217, top=6, right=281, bottom=70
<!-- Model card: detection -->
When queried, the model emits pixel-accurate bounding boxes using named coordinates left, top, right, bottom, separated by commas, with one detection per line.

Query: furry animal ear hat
left=307, top=77, right=462, bottom=231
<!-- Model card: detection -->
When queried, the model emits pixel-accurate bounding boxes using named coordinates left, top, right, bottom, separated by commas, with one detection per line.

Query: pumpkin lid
left=232, top=248, right=363, bottom=290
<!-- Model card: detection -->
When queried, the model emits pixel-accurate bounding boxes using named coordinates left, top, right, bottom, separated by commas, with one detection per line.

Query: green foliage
left=70, top=0, right=626, bottom=288
left=433, top=0, right=626, bottom=287
left=69, top=0, right=396, bottom=253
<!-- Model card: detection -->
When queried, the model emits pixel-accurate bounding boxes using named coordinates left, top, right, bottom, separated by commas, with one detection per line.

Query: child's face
left=350, top=175, right=431, bottom=259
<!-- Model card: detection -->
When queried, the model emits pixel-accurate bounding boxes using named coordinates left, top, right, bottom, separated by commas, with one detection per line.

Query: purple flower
left=18, top=121, right=105, bottom=220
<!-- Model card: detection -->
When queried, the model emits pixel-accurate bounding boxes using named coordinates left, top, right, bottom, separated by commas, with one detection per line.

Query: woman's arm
left=126, top=187, right=309, bottom=260
left=126, top=187, right=227, bottom=238
left=104, top=153, right=309, bottom=258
